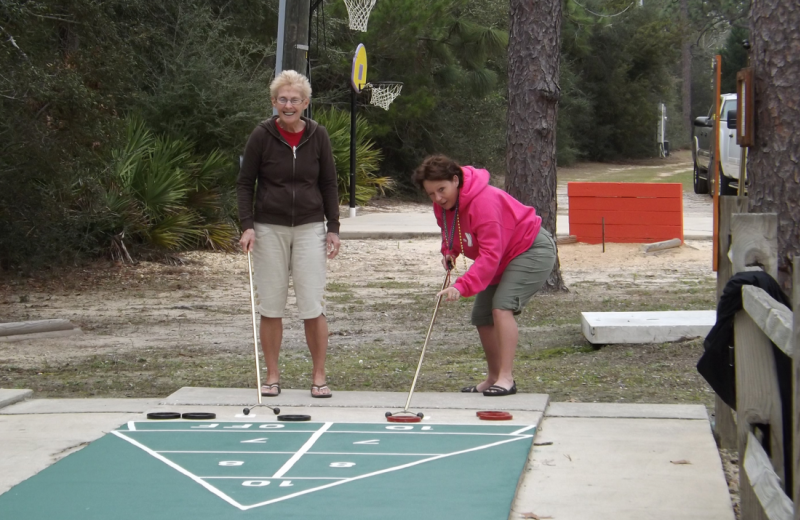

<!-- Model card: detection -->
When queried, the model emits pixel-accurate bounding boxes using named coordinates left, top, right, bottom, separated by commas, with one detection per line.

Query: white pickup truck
left=692, top=93, right=742, bottom=195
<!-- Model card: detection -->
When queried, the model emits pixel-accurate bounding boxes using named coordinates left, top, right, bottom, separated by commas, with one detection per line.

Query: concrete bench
left=581, top=310, right=716, bottom=344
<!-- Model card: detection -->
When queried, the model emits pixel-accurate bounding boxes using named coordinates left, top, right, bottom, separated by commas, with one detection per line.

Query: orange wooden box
left=567, top=183, right=683, bottom=244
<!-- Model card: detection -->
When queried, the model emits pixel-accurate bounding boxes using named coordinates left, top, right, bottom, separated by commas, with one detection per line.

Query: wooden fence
left=714, top=197, right=798, bottom=520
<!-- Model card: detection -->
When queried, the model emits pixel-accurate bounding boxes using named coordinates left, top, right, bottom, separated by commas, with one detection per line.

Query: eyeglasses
left=276, top=97, right=304, bottom=106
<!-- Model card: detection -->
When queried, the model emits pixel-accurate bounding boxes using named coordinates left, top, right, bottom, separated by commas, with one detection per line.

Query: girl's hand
left=437, top=286, right=461, bottom=302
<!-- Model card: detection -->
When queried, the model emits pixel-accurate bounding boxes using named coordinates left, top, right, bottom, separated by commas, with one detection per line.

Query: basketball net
left=344, top=0, right=376, bottom=32
left=366, top=82, right=402, bottom=110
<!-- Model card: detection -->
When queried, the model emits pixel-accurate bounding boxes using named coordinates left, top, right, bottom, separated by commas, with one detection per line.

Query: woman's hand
left=437, top=286, right=461, bottom=302
left=239, top=229, right=255, bottom=252
left=441, top=254, right=456, bottom=271
left=326, top=232, right=341, bottom=259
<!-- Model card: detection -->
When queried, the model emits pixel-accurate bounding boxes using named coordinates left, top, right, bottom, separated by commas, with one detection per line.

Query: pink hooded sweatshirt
left=433, top=166, right=542, bottom=298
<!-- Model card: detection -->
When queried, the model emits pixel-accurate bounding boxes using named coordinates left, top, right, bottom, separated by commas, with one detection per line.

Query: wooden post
left=793, top=257, right=799, bottom=520
left=743, top=431, right=794, bottom=520
left=715, top=196, right=748, bottom=449
left=730, top=213, right=779, bottom=279
left=0, top=319, right=77, bottom=337
left=735, top=310, right=786, bottom=484
left=713, top=54, right=721, bottom=272
left=717, top=196, right=750, bottom=299
left=732, top=212, right=786, bottom=518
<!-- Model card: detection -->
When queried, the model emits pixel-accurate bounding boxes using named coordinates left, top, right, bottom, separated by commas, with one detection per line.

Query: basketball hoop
left=365, top=81, right=403, bottom=110
left=344, top=0, right=377, bottom=32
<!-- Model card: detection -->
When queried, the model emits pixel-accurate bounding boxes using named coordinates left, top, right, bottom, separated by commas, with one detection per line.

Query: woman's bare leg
left=304, top=314, right=330, bottom=396
left=260, top=316, right=283, bottom=392
left=476, top=324, right=500, bottom=392
left=490, top=309, right=518, bottom=390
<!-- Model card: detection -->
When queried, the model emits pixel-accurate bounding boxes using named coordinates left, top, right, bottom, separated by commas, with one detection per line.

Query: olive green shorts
left=470, top=228, right=557, bottom=327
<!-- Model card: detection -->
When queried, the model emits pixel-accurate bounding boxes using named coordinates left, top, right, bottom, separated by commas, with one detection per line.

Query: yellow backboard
left=351, top=44, right=367, bottom=93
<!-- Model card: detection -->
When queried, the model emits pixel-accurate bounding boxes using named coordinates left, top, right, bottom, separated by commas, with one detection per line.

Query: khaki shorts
left=251, top=222, right=327, bottom=319
left=470, top=228, right=557, bottom=327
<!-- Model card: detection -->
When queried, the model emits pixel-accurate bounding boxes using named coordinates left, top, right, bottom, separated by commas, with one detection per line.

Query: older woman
left=237, top=70, right=340, bottom=398
left=412, top=155, right=556, bottom=396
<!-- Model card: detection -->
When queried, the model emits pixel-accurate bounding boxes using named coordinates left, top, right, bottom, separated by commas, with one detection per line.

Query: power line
left=571, top=0, right=635, bottom=18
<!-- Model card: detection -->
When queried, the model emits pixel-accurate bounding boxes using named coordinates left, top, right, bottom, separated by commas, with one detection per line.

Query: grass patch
left=326, top=282, right=351, bottom=292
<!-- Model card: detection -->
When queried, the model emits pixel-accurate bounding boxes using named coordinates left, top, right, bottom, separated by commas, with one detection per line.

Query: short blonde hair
left=270, top=70, right=312, bottom=100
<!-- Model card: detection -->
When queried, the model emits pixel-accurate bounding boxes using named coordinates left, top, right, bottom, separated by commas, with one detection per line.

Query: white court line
left=201, top=476, right=344, bottom=480
left=111, top=431, right=247, bottom=510
left=271, top=422, right=333, bottom=478
left=121, top=430, right=524, bottom=436
left=241, top=434, right=532, bottom=510
left=124, top=423, right=537, bottom=436
left=319, top=430, right=531, bottom=437
left=121, top=430, right=309, bottom=434
left=127, top=421, right=137, bottom=431
left=157, top=451, right=445, bottom=456
left=510, top=425, right=536, bottom=435
left=157, top=450, right=295, bottom=455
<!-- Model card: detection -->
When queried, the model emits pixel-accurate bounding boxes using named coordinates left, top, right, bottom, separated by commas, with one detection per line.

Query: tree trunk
left=748, top=0, right=800, bottom=292
left=681, top=0, right=692, bottom=143
left=506, top=0, right=566, bottom=292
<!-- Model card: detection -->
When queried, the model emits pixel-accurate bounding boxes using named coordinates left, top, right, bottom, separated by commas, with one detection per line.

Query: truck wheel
left=693, top=163, right=709, bottom=194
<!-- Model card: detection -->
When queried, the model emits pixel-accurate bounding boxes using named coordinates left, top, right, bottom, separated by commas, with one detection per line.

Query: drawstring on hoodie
left=442, top=198, right=469, bottom=272
left=442, top=199, right=459, bottom=250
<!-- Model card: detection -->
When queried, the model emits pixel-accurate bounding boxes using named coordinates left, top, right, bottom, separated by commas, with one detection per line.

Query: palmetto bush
left=314, top=108, right=392, bottom=205
left=103, top=117, right=238, bottom=261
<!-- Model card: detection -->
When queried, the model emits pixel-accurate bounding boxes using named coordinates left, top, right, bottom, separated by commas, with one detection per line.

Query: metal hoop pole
left=403, top=270, right=451, bottom=412
left=247, top=252, right=262, bottom=406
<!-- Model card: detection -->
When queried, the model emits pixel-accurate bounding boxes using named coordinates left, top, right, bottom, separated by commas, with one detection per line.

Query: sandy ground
left=0, top=229, right=715, bottom=368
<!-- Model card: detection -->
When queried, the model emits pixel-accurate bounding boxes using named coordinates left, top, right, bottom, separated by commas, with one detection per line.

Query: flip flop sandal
left=482, top=382, right=517, bottom=397
left=460, top=385, right=481, bottom=393
left=261, top=383, right=281, bottom=397
left=311, top=384, right=333, bottom=398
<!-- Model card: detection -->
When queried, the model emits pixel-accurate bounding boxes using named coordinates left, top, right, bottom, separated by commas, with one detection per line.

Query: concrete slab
left=0, top=396, right=544, bottom=499
left=0, top=389, right=32, bottom=410
left=685, top=216, right=713, bottom=240
left=0, top=393, right=734, bottom=520
left=338, top=210, right=711, bottom=241
left=339, top=212, right=439, bottom=239
left=511, top=416, right=735, bottom=520
left=581, top=310, right=716, bottom=344
left=164, top=387, right=550, bottom=412
left=0, top=412, right=141, bottom=494
left=1, top=398, right=163, bottom=415
left=338, top=212, right=576, bottom=240
left=546, top=402, right=708, bottom=420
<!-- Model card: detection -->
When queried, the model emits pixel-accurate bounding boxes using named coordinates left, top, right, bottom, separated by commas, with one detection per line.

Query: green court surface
left=0, top=420, right=536, bottom=519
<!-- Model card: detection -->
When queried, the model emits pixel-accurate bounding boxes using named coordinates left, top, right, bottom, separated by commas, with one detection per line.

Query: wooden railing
left=714, top=197, right=798, bottom=520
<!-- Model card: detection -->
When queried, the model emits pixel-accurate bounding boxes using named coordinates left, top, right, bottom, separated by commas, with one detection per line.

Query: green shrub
left=313, top=108, right=392, bottom=205
left=101, top=117, right=239, bottom=260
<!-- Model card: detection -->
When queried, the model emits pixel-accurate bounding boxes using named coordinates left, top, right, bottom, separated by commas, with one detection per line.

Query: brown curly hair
left=411, top=154, right=464, bottom=190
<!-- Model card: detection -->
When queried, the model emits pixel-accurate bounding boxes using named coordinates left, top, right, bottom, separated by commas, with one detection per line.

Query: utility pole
left=275, top=0, right=312, bottom=114
left=275, top=0, right=311, bottom=76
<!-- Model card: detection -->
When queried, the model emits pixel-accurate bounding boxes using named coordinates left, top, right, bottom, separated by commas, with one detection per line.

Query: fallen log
left=640, top=238, right=682, bottom=253
left=0, top=319, right=78, bottom=337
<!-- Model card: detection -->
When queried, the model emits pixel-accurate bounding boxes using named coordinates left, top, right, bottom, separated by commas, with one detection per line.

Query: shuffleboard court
left=0, top=421, right=536, bottom=519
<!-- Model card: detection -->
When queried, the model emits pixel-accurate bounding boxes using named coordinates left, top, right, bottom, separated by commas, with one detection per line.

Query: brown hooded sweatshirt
left=237, top=116, right=340, bottom=234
